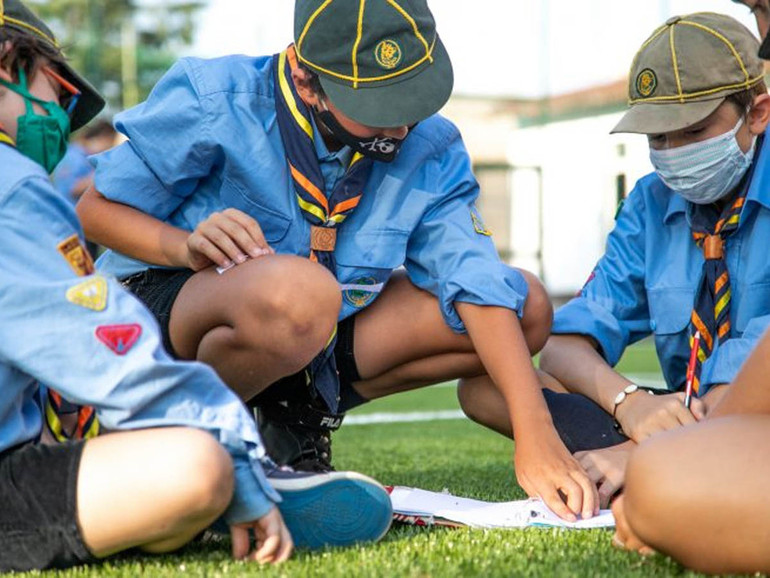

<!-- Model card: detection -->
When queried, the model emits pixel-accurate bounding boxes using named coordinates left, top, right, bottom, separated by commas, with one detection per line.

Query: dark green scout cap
left=1, top=0, right=105, bottom=130
left=294, top=0, right=454, bottom=127
left=612, top=12, right=765, bottom=135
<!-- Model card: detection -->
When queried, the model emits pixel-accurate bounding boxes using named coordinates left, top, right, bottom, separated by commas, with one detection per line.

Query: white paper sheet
left=388, top=486, right=615, bottom=529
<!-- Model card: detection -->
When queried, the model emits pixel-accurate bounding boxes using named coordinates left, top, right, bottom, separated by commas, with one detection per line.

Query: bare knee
left=622, top=438, right=680, bottom=551
left=516, top=268, right=553, bottom=354
left=242, top=256, right=341, bottom=366
left=457, top=377, right=483, bottom=423
left=162, top=428, right=234, bottom=521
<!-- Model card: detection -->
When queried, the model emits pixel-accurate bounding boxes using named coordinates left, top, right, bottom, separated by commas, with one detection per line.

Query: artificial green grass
left=17, top=340, right=703, bottom=578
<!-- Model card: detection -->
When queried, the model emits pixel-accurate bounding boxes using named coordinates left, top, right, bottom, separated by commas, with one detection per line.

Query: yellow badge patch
left=636, top=68, right=657, bottom=98
left=66, top=276, right=108, bottom=311
left=470, top=206, right=492, bottom=236
left=374, top=39, right=402, bottom=70
left=57, top=234, right=94, bottom=277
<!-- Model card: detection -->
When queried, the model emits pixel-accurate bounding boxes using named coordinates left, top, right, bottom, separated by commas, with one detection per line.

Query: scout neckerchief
left=45, top=389, right=99, bottom=442
left=688, top=140, right=760, bottom=395
left=273, top=45, right=374, bottom=412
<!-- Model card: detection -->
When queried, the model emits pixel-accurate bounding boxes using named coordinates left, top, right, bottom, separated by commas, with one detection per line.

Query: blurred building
left=443, top=79, right=653, bottom=299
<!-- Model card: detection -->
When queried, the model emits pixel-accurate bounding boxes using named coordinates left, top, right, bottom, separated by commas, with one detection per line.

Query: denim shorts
left=0, top=440, right=93, bottom=571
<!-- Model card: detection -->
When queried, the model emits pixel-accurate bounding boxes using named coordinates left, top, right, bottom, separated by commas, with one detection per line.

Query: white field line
left=346, top=410, right=466, bottom=425
left=346, top=374, right=666, bottom=426
left=429, top=373, right=664, bottom=389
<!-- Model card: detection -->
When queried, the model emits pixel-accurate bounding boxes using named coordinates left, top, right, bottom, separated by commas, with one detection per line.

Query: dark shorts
left=0, top=441, right=93, bottom=572
left=543, top=389, right=629, bottom=453
left=121, top=268, right=195, bottom=357
left=121, top=268, right=364, bottom=410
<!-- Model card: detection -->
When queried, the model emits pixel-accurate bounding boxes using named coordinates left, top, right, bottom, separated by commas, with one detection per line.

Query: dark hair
left=726, top=80, right=768, bottom=112
left=0, top=26, right=64, bottom=81
left=298, top=62, right=325, bottom=98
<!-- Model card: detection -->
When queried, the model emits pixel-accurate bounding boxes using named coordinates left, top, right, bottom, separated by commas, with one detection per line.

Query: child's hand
left=514, top=429, right=599, bottom=521
left=186, top=208, right=274, bottom=271
left=614, top=392, right=705, bottom=443
left=610, top=495, right=655, bottom=556
left=230, top=506, right=293, bottom=564
left=576, top=441, right=634, bottom=508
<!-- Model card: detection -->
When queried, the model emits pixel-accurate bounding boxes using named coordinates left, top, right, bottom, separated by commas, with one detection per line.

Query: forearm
left=540, top=334, right=634, bottom=413
left=456, top=303, right=552, bottom=438
left=77, top=185, right=189, bottom=267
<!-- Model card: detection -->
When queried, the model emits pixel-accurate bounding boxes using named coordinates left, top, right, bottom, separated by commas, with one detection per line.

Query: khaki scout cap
left=294, top=0, right=453, bottom=127
left=612, top=12, right=765, bottom=135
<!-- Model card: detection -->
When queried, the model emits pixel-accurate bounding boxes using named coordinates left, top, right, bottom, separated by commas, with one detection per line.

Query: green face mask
left=0, top=67, right=71, bottom=173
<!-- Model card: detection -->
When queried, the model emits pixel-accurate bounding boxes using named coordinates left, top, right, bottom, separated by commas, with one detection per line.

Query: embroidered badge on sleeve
left=57, top=234, right=95, bottom=276
left=95, top=324, right=142, bottom=355
left=66, top=276, right=108, bottom=311
left=470, top=205, right=492, bottom=236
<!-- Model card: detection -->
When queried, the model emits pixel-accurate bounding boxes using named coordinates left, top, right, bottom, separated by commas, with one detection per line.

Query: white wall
left=506, top=112, right=652, bottom=296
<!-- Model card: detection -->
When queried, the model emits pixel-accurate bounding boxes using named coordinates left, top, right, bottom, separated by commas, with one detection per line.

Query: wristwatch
left=612, top=384, right=653, bottom=418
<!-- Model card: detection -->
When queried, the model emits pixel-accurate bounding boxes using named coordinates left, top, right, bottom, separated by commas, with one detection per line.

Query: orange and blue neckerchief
left=45, top=389, right=99, bottom=442
left=272, top=45, right=373, bottom=411
left=688, top=141, right=759, bottom=394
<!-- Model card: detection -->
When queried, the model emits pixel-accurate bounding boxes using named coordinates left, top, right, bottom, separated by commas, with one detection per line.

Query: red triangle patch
left=95, top=324, right=142, bottom=356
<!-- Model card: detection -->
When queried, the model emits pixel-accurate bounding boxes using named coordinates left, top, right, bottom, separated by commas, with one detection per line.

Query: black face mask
left=315, top=103, right=407, bottom=163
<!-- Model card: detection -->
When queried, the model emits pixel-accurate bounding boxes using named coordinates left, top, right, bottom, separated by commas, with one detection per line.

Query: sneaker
left=266, top=466, right=393, bottom=549
left=256, top=403, right=344, bottom=473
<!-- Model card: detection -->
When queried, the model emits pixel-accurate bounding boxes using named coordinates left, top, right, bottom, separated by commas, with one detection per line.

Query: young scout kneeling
left=75, top=0, right=597, bottom=521
left=0, top=1, right=392, bottom=571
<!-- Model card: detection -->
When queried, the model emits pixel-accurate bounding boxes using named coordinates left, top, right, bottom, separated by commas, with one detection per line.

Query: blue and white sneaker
left=267, top=467, right=393, bottom=549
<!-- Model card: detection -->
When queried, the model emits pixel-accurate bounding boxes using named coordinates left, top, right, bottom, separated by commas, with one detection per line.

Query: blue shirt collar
left=663, top=129, right=770, bottom=224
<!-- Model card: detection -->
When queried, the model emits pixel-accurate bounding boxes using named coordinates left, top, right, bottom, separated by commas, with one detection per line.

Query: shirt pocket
left=734, top=281, right=770, bottom=334
left=219, top=176, right=292, bottom=244
left=647, top=287, right=693, bottom=334
left=335, top=230, right=408, bottom=310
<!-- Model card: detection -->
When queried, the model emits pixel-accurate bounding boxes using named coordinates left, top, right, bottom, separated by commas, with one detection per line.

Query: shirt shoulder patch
left=57, top=234, right=94, bottom=277
left=66, top=276, right=108, bottom=311
left=95, top=324, right=142, bottom=356
left=470, top=205, right=492, bottom=236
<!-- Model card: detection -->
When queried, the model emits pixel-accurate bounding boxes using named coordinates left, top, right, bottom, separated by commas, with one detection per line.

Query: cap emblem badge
left=374, top=39, right=402, bottom=70
left=636, top=69, right=657, bottom=98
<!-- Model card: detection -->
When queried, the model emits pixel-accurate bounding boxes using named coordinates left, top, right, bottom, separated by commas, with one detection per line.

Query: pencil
left=684, top=330, right=700, bottom=409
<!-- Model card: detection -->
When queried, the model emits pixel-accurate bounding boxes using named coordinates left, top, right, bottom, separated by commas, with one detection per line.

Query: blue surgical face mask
left=649, top=114, right=756, bottom=205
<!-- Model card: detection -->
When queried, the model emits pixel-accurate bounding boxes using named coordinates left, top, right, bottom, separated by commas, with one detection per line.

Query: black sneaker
left=264, top=465, right=392, bottom=549
left=256, top=402, right=344, bottom=473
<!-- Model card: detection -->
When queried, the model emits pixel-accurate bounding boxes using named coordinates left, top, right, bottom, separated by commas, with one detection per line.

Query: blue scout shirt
left=51, top=142, right=92, bottom=205
left=92, top=55, right=527, bottom=331
left=554, top=133, right=770, bottom=394
left=0, top=144, right=280, bottom=524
